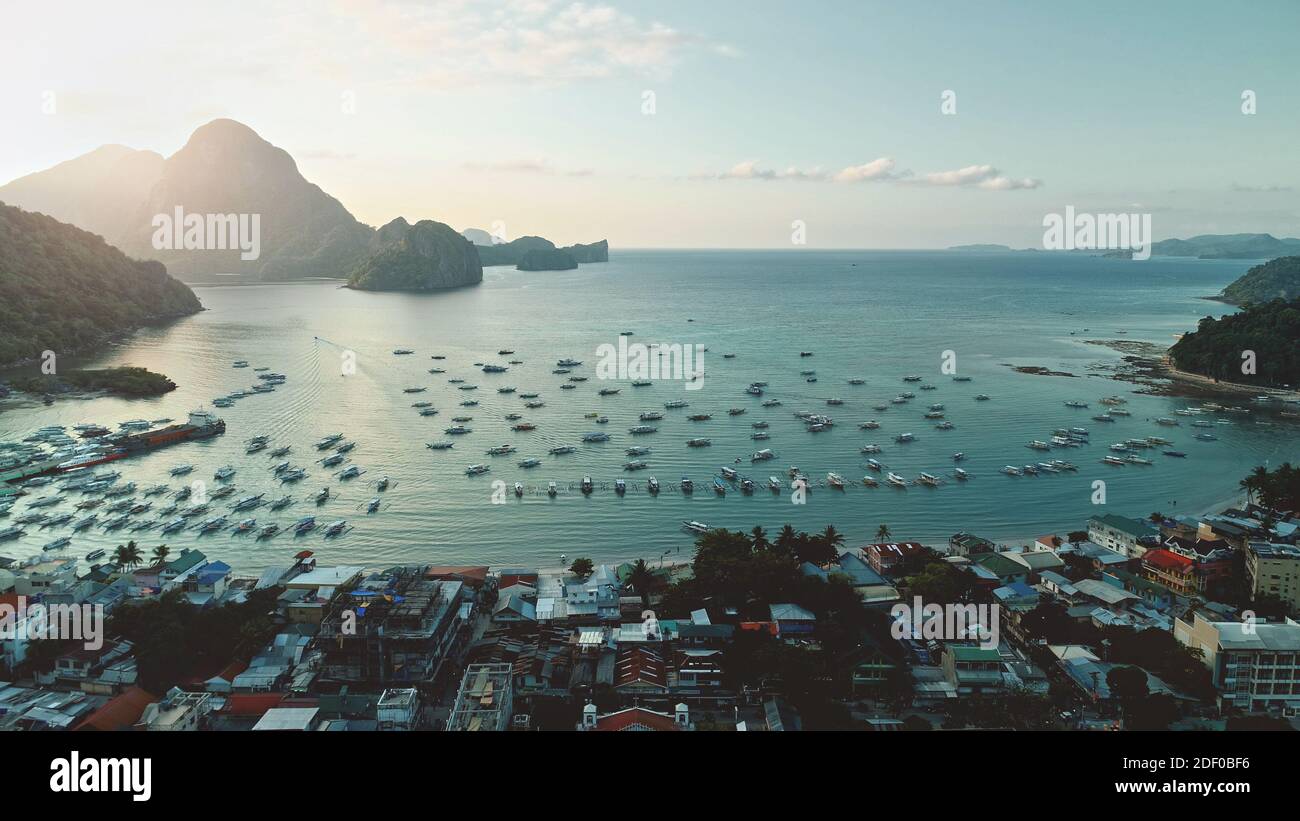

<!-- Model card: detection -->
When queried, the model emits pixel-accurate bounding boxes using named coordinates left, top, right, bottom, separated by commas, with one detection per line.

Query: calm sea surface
left=3, top=250, right=1296, bottom=573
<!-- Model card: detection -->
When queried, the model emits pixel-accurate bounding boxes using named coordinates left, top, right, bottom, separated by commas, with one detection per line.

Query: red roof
left=75, top=686, right=158, bottom=731
left=1142, top=548, right=1194, bottom=572
left=614, top=646, right=667, bottom=689
left=594, top=707, right=680, bottom=732
left=424, top=565, right=490, bottom=585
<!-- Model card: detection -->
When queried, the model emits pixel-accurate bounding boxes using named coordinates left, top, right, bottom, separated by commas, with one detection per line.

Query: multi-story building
left=1088, top=514, right=1156, bottom=559
left=1245, top=542, right=1300, bottom=614
left=447, top=663, right=513, bottom=731
left=1174, top=613, right=1300, bottom=714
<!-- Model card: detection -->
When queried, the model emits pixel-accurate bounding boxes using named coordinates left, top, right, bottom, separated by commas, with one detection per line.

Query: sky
left=2, top=0, right=1298, bottom=248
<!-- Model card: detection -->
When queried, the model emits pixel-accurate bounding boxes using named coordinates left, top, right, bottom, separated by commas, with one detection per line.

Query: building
left=1088, top=514, right=1156, bottom=559
left=579, top=702, right=691, bottom=731
left=950, top=532, right=995, bottom=558
left=376, top=688, right=420, bottom=730
left=863, top=541, right=927, bottom=575
left=1245, top=542, right=1300, bottom=613
left=769, top=603, right=816, bottom=636
left=252, top=706, right=321, bottom=731
left=138, top=689, right=213, bottom=731
left=1174, top=613, right=1300, bottom=714
left=447, top=663, right=513, bottom=731
left=1140, top=548, right=1198, bottom=596
left=942, top=646, right=1005, bottom=696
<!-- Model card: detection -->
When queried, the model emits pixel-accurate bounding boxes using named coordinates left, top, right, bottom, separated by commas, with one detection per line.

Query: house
left=992, top=581, right=1040, bottom=611
left=862, top=541, right=927, bottom=576
left=1063, top=540, right=1131, bottom=570
left=848, top=634, right=905, bottom=696
left=1038, top=570, right=1079, bottom=599
left=1245, top=542, right=1300, bottom=615
left=676, top=649, right=725, bottom=690
left=447, top=663, right=514, bottom=731
left=769, top=603, right=816, bottom=635
left=252, top=706, right=322, bottom=731
left=950, top=532, right=995, bottom=558
left=1088, top=514, right=1157, bottom=559
left=971, top=552, right=1029, bottom=587
left=493, top=591, right=537, bottom=623
left=1139, top=548, right=1198, bottom=596
left=1060, top=656, right=1183, bottom=705
left=1006, top=548, right=1065, bottom=580
left=613, top=645, right=668, bottom=693
left=137, top=689, right=213, bottom=731
left=580, top=702, right=690, bottom=731
left=942, top=645, right=1005, bottom=695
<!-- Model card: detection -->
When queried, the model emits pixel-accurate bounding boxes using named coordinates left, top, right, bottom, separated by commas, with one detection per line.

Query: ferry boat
left=640, top=411, right=664, bottom=421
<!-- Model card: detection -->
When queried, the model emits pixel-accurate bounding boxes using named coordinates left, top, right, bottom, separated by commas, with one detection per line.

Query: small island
left=517, top=248, right=578, bottom=271
left=346, top=218, right=483, bottom=292
left=10, top=366, right=178, bottom=398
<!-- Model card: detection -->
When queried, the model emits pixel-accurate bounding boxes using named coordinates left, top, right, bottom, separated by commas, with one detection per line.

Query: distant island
left=346, top=218, right=483, bottom=292
left=947, top=243, right=1014, bottom=252
left=1213, top=256, right=1300, bottom=305
left=10, top=366, right=177, bottom=399
left=1169, top=296, right=1300, bottom=388
left=1150, top=233, right=1300, bottom=260
left=0, top=202, right=201, bottom=368
left=467, top=233, right=608, bottom=270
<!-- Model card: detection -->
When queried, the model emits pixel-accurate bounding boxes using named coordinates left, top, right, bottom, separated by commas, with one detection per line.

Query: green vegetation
left=568, top=557, right=594, bottom=578
left=1240, top=463, right=1300, bottom=510
left=1217, top=256, right=1300, bottom=304
left=517, top=248, right=578, bottom=271
left=346, top=218, right=482, bottom=291
left=0, top=202, right=201, bottom=366
left=11, top=366, right=176, bottom=398
left=1168, top=296, right=1300, bottom=387
left=107, top=587, right=281, bottom=694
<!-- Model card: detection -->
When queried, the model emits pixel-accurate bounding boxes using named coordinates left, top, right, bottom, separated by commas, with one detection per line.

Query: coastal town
left=3, top=489, right=1298, bottom=732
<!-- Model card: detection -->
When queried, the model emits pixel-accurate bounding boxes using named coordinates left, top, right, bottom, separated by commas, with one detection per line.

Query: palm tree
left=775, top=524, right=798, bottom=553
left=876, top=523, right=892, bottom=542
left=152, top=544, right=171, bottom=565
left=750, top=526, right=769, bottom=551
left=626, top=559, right=655, bottom=610
left=113, top=540, right=143, bottom=570
left=821, top=525, right=844, bottom=553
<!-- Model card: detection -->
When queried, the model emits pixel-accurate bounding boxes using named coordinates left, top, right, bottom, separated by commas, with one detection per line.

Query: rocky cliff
left=346, top=218, right=483, bottom=292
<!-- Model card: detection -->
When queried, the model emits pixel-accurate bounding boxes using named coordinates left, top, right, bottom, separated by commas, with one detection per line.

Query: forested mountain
left=346, top=218, right=483, bottom=292
left=0, top=203, right=200, bottom=366
left=1216, top=256, right=1300, bottom=305
left=1169, top=297, right=1300, bottom=387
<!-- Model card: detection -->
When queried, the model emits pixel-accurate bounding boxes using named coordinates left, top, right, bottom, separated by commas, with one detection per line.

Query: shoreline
left=1085, top=339, right=1300, bottom=402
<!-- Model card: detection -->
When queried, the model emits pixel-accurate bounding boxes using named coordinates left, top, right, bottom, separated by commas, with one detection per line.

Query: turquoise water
left=2, top=250, right=1295, bottom=573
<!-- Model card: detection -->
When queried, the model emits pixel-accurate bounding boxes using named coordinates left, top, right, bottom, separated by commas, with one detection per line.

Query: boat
left=954, top=468, right=968, bottom=480
left=321, top=453, right=345, bottom=468
left=581, top=432, right=610, bottom=443
left=465, top=464, right=490, bottom=475
left=629, top=425, right=657, bottom=435
left=338, top=466, right=363, bottom=480
left=1065, top=400, right=1089, bottom=408
left=688, top=414, right=712, bottom=421
left=682, top=520, right=710, bottom=534
left=859, top=421, right=881, bottom=430
left=235, top=517, right=258, bottom=532
left=294, top=516, right=317, bottom=534
left=524, top=401, right=544, bottom=409
left=631, top=381, right=652, bottom=387
left=214, top=465, right=236, bottom=481
left=712, top=478, right=726, bottom=495
left=751, top=432, right=770, bottom=441
left=681, top=477, right=694, bottom=493
left=1001, top=465, right=1022, bottom=476
left=953, top=375, right=972, bottom=382
left=1102, top=456, right=1127, bottom=466
left=640, top=412, right=664, bottom=421
left=315, top=487, right=331, bottom=504
left=393, top=349, right=414, bottom=355
left=686, top=438, right=712, bottom=448
left=1195, top=432, right=1218, bottom=441
left=623, top=460, right=649, bottom=471
left=664, top=400, right=689, bottom=409
left=482, top=364, right=508, bottom=373
left=1027, top=440, right=1051, bottom=451
left=487, top=444, right=517, bottom=455
left=886, top=472, right=909, bottom=488
left=316, top=434, right=345, bottom=449
left=581, top=476, right=593, bottom=494
left=1163, top=450, right=1187, bottom=458
left=549, top=446, right=577, bottom=455
left=720, top=466, right=738, bottom=480
left=615, top=479, right=627, bottom=494
left=85, top=548, right=106, bottom=562
left=626, top=446, right=651, bottom=456
left=762, top=399, right=782, bottom=407
left=42, top=536, right=71, bottom=551
left=547, top=482, right=558, bottom=497
left=740, top=477, right=756, bottom=494
left=865, top=458, right=883, bottom=471
left=827, top=472, right=846, bottom=489
left=518, top=458, right=542, bottom=468
left=1037, top=462, right=1061, bottom=473
left=746, top=384, right=763, bottom=396
left=918, top=472, right=941, bottom=486
left=258, top=524, right=281, bottom=539
left=270, top=446, right=291, bottom=458
left=445, top=426, right=472, bottom=435
left=170, top=464, right=194, bottom=476
left=894, top=432, right=915, bottom=443
left=974, top=394, right=991, bottom=401
left=751, top=448, right=775, bottom=462
left=498, top=387, right=517, bottom=395
left=199, top=515, right=228, bottom=533
left=557, top=358, right=583, bottom=367
left=1124, top=455, right=1153, bottom=465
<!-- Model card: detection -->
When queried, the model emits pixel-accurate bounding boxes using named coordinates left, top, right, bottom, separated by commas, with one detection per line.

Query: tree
left=1126, top=693, right=1180, bottom=731
left=626, top=559, right=655, bottom=610
left=568, top=557, right=594, bottom=578
left=820, top=525, right=845, bottom=552
left=795, top=532, right=837, bottom=567
left=775, top=524, right=798, bottom=554
left=750, top=526, right=769, bottom=551
left=876, top=523, right=892, bottom=541
left=1106, top=665, right=1149, bottom=725
left=151, top=544, right=170, bottom=564
left=1067, top=530, right=1089, bottom=546
left=113, top=540, right=143, bottom=570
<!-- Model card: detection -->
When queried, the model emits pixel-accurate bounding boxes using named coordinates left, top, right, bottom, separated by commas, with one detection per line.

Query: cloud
left=1231, top=183, right=1293, bottom=193
left=913, top=164, right=1041, bottom=190
left=463, top=159, right=595, bottom=177
left=699, top=157, right=1036, bottom=190
left=329, top=0, right=735, bottom=88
